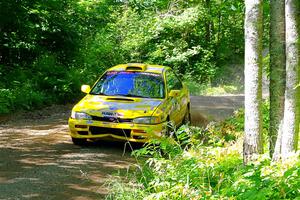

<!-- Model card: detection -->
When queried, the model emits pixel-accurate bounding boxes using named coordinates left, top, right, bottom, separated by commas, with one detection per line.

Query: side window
left=166, top=70, right=183, bottom=91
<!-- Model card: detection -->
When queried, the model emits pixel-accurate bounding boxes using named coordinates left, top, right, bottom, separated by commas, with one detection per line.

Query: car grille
left=91, top=116, right=132, bottom=123
left=89, top=126, right=131, bottom=137
left=78, top=131, right=88, bottom=135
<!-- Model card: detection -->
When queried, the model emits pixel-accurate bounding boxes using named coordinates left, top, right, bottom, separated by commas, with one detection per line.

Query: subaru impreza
left=68, top=63, right=190, bottom=145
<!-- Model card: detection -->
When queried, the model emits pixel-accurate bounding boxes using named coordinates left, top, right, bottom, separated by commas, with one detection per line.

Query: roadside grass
left=106, top=109, right=300, bottom=200
left=185, top=80, right=243, bottom=96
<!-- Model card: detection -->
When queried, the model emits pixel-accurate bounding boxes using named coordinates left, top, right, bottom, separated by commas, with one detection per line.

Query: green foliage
left=108, top=109, right=300, bottom=200
left=0, top=83, right=46, bottom=114
left=0, top=0, right=248, bottom=114
left=107, top=0, right=245, bottom=83
left=185, top=81, right=241, bottom=96
left=0, top=0, right=120, bottom=114
left=223, top=154, right=300, bottom=199
left=204, top=85, right=240, bottom=95
left=0, top=89, right=14, bottom=114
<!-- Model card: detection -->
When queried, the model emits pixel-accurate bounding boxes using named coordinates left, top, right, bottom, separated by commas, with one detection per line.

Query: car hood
left=73, top=95, right=163, bottom=118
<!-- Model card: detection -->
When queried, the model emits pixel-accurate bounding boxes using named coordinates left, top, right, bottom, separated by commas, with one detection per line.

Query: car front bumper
left=68, top=118, right=164, bottom=143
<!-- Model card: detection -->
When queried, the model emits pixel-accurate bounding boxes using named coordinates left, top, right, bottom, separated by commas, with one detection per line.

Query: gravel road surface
left=0, top=95, right=244, bottom=199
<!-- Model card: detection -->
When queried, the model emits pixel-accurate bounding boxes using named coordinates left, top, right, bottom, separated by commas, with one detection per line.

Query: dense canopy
left=0, top=0, right=246, bottom=114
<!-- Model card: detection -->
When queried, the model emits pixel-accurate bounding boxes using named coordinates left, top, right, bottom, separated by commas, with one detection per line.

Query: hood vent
left=106, top=97, right=134, bottom=102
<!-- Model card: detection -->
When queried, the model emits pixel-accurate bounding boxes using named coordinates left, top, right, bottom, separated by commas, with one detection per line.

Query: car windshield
left=90, top=71, right=165, bottom=98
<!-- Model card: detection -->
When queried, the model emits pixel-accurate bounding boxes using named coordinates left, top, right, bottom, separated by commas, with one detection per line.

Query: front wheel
left=164, top=118, right=176, bottom=137
left=182, top=107, right=191, bottom=125
left=71, top=137, right=87, bottom=146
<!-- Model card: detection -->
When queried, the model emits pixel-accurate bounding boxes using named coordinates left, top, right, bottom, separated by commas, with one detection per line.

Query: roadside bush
left=12, top=82, right=47, bottom=110
left=107, top=108, right=300, bottom=200
left=223, top=154, right=300, bottom=199
left=0, top=89, right=14, bottom=114
left=0, top=52, right=110, bottom=115
left=184, top=80, right=241, bottom=96
left=0, top=82, right=47, bottom=114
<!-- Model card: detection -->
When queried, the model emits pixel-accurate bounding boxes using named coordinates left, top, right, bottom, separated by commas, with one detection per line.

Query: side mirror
left=81, top=85, right=91, bottom=93
left=168, top=90, right=180, bottom=97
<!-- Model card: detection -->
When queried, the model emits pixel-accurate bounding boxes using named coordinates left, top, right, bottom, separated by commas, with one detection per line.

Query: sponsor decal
left=102, top=111, right=117, bottom=117
left=101, top=111, right=124, bottom=117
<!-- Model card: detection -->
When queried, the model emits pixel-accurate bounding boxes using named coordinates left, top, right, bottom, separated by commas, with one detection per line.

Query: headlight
left=133, top=116, right=160, bottom=124
left=71, top=111, right=92, bottom=120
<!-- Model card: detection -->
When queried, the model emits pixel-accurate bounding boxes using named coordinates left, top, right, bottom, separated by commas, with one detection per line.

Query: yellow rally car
left=68, top=63, right=190, bottom=145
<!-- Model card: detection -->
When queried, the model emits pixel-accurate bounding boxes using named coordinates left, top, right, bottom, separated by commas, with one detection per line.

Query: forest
left=0, top=0, right=245, bottom=114
left=0, top=0, right=299, bottom=199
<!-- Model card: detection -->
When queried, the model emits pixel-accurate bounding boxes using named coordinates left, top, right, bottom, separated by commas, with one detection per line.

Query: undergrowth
left=185, top=80, right=242, bottom=96
left=106, top=109, right=300, bottom=200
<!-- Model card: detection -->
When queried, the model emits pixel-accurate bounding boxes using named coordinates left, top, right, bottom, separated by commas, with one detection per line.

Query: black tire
left=71, top=137, right=87, bottom=146
left=165, top=118, right=176, bottom=137
left=182, top=106, right=191, bottom=125
left=163, top=116, right=170, bottom=136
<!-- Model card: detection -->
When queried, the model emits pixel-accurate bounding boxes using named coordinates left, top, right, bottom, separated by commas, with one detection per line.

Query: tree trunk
left=281, top=0, right=299, bottom=160
left=243, top=0, right=264, bottom=164
left=269, top=0, right=286, bottom=160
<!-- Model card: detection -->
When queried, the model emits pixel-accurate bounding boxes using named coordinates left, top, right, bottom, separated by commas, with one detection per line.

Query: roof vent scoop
left=126, top=63, right=147, bottom=71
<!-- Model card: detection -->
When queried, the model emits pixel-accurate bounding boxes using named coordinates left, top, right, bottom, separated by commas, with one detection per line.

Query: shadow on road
left=0, top=117, right=137, bottom=200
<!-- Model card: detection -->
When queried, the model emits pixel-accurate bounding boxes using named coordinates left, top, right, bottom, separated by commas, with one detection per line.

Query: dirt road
left=0, top=96, right=244, bottom=199
left=190, top=95, right=244, bottom=125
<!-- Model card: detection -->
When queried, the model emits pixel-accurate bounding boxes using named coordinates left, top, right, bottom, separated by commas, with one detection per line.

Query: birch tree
left=269, top=0, right=286, bottom=159
left=280, top=0, right=299, bottom=160
left=243, top=0, right=264, bottom=164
